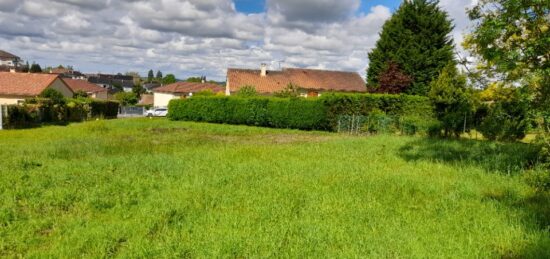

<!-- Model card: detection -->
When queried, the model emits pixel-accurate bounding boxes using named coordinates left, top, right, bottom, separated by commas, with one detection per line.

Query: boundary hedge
left=1, top=99, right=119, bottom=129
left=168, top=93, right=433, bottom=132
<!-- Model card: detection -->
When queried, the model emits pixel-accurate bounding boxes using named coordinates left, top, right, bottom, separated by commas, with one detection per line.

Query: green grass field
left=0, top=118, right=548, bottom=258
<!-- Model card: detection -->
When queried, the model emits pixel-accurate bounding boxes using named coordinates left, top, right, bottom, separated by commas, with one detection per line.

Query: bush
left=236, top=85, right=258, bottom=97
left=478, top=88, right=531, bottom=141
left=89, top=100, right=119, bottom=119
left=114, top=92, right=138, bottom=106
left=169, top=93, right=434, bottom=133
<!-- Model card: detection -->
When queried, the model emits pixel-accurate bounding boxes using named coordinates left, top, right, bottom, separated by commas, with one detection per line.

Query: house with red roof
left=62, top=78, right=111, bottom=100
left=226, top=64, right=366, bottom=97
left=0, top=71, right=73, bottom=105
left=152, top=81, right=224, bottom=107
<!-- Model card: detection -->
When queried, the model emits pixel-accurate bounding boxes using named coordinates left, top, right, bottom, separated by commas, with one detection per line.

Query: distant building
left=0, top=50, right=24, bottom=70
left=62, top=78, right=111, bottom=100
left=0, top=71, right=73, bottom=105
left=152, top=82, right=224, bottom=107
left=49, top=67, right=87, bottom=80
left=87, top=73, right=134, bottom=92
left=226, top=64, right=366, bottom=97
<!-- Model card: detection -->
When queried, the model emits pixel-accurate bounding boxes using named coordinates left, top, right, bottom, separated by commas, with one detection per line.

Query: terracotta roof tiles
left=63, top=78, right=108, bottom=94
left=227, top=68, right=366, bottom=94
left=0, top=72, right=60, bottom=96
left=153, top=82, right=224, bottom=94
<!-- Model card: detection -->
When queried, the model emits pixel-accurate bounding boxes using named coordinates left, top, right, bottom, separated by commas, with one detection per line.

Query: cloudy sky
left=0, top=0, right=476, bottom=81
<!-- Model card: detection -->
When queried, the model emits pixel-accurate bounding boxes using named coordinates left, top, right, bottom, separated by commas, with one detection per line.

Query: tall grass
left=0, top=118, right=548, bottom=257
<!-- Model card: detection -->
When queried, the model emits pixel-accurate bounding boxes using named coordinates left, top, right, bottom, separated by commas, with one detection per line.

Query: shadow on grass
left=398, top=137, right=540, bottom=175
left=398, top=137, right=549, bottom=257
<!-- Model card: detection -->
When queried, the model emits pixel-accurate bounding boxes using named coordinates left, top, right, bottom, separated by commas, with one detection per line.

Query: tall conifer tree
left=367, top=0, right=455, bottom=95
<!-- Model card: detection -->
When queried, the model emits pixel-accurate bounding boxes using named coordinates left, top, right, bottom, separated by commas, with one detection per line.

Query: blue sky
left=234, top=0, right=402, bottom=14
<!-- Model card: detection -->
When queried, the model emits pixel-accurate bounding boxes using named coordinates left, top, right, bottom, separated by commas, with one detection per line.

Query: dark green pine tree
left=367, top=0, right=455, bottom=96
left=147, top=69, right=154, bottom=83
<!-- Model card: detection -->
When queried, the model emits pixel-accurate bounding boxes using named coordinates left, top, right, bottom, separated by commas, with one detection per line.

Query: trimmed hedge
left=168, top=93, right=433, bottom=132
left=169, top=96, right=327, bottom=130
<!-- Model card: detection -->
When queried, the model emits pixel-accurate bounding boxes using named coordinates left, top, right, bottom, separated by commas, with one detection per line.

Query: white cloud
left=0, top=0, right=475, bottom=80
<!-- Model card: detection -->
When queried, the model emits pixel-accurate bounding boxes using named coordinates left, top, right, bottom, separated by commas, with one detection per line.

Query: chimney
left=260, top=63, right=267, bottom=77
left=201, top=76, right=206, bottom=83
left=9, top=68, right=16, bottom=73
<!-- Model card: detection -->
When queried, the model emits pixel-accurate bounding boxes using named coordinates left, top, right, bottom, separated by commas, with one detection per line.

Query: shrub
left=273, top=83, right=300, bottom=98
left=89, top=100, right=119, bottom=119
left=40, top=89, right=66, bottom=105
left=236, top=85, right=258, bottom=97
left=266, top=98, right=328, bottom=130
left=477, top=87, right=532, bottom=141
left=429, top=64, right=475, bottom=138
left=193, top=90, right=215, bottom=97
left=114, top=92, right=138, bottom=106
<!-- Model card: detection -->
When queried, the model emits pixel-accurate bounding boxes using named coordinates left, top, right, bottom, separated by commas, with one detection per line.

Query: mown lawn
left=0, top=118, right=548, bottom=258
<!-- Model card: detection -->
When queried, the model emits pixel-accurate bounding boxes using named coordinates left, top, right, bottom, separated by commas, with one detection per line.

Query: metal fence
left=118, top=106, right=145, bottom=118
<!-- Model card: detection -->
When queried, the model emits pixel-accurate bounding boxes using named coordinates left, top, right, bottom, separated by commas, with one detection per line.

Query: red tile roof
left=153, top=82, right=224, bottom=94
left=227, top=68, right=366, bottom=94
left=63, top=78, right=107, bottom=94
left=0, top=72, right=61, bottom=96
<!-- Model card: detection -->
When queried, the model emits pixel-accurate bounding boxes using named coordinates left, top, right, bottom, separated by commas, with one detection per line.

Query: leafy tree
left=477, top=84, right=532, bottom=141
left=464, top=0, right=549, bottom=158
left=73, top=90, right=89, bottom=98
left=112, top=82, right=123, bottom=91
left=429, top=64, right=475, bottom=137
left=274, top=83, right=300, bottom=98
left=371, top=61, right=413, bottom=94
left=186, top=77, right=203, bottom=83
left=162, top=74, right=177, bottom=85
left=367, top=0, right=455, bottom=95
left=40, top=88, right=66, bottom=104
left=236, top=85, right=257, bottom=97
left=30, top=63, right=42, bottom=73
left=156, top=71, right=163, bottom=80
left=147, top=69, right=154, bottom=83
left=132, top=83, right=146, bottom=98
left=114, top=92, right=139, bottom=106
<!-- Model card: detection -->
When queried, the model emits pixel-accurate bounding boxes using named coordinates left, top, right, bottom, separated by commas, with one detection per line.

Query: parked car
left=145, top=108, right=168, bottom=117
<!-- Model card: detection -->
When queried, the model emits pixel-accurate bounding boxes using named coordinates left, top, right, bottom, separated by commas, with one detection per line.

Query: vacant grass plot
left=0, top=118, right=548, bottom=257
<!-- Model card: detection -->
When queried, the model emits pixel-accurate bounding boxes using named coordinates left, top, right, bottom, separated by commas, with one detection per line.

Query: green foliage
left=429, top=64, right=475, bottom=137
left=236, top=85, right=258, bottom=97
left=193, top=90, right=215, bottom=97
left=88, top=100, right=119, bottom=119
left=273, top=83, right=300, bottom=98
left=73, top=90, right=89, bottom=98
left=169, top=96, right=327, bottom=130
left=132, top=84, right=146, bottom=98
left=162, top=74, right=177, bottom=85
left=29, top=63, right=42, bottom=73
left=114, top=92, right=138, bottom=106
left=147, top=69, right=154, bottom=83
left=156, top=70, right=163, bottom=80
left=465, top=0, right=549, bottom=83
left=40, top=89, right=66, bottom=105
left=367, top=0, right=455, bottom=95
left=169, top=93, right=434, bottom=133
left=478, top=87, right=532, bottom=141
left=186, top=77, right=203, bottom=83
left=2, top=99, right=119, bottom=128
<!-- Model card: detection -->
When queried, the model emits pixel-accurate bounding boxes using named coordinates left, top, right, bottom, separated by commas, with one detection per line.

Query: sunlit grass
left=0, top=118, right=548, bottom=257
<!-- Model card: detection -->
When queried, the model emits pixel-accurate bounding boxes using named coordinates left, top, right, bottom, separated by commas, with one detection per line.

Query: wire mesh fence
left=118, top=106, right=145, bottom=118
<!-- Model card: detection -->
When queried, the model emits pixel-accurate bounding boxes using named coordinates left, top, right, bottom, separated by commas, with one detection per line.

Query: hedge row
left=168, top=93, right=434, bottom=132
left=169, top=96, right=328, bottom=130
left=2, top=98, right=119, bottom=129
